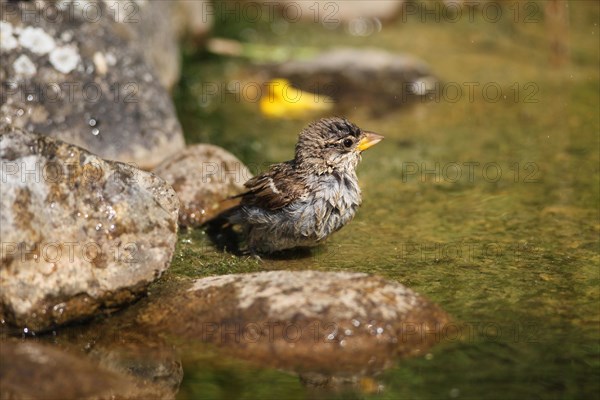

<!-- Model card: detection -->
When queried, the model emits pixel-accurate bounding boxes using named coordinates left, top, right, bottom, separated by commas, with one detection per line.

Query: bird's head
left=295, top=117, right=383, bottom=174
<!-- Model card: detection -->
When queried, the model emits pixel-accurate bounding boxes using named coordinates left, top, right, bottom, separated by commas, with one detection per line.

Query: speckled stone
left=154, top=144, right=252, bottom=227
left=0, top=127, right=179, bottom=331
left=138, top=270, right=450, bottom=375
left=0, top=0, right=185, bottom=169
left=270, top=48, right=437, bottom=114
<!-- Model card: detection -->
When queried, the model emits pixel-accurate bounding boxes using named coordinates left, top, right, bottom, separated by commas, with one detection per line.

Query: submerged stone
left=270, top=48, right=437, bottom=114
left=0, top=339, right=179, bottom=400
left=154, top=144, right=252, bottom=227
left=87, top=330, right=184, bottom=398
left=138, top=270, right=450, bottom=375
left=0, top=339, right=133, bottom=399
left=0, top=128, right=179, bottom=331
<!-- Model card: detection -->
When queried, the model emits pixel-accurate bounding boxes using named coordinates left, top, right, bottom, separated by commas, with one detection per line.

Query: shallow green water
left=172, top=2, right=599, bottom=399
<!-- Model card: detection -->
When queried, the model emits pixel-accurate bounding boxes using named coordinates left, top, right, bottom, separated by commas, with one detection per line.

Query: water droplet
left=352, top=319, right=360, bottom=327
left=95, top=223, right=102, bottom=231
left=89, top=118, right=97, bottom=127
left=16, top=109, right=24, bottom=116
left=23, top=327, right=28, bottom=333
left=376, top=327, right=384, bottom=335
left=91, top=128, right=100, bottom=136
left=327, top=333, right=335, bottom=341
left=344, top=329, right=353, bottom=336
left=339, top=339, right=347, bottom=347
left=53, top=303, right=66, bottom=314
left=27, top=94, right=34, bottom=101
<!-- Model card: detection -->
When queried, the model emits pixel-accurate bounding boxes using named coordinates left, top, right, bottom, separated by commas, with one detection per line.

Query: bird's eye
left=343, top=138, right=354, bottom=148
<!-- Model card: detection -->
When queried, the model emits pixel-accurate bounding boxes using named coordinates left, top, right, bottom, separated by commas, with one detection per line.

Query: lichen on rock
left=49, top=45, right=81, bottom=74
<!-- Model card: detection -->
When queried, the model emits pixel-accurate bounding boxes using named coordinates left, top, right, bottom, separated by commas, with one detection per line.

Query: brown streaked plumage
left=224, top=117, right=383, bottom=254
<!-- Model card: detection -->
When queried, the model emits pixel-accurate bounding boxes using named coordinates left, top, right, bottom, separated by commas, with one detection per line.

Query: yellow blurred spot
left=359, top=377, right=380, bottom=394
left=259, top=78, right=333, bottom=119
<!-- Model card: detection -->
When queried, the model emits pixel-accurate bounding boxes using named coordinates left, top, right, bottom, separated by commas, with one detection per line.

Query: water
left=170, top=2, right=599, bottom=399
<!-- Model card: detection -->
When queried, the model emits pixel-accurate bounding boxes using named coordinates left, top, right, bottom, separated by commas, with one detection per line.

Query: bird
left=214, top=117, right=383, bottom=255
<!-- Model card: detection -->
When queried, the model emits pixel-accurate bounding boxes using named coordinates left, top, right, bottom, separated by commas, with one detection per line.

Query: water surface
left=172, top=2, right=599, bottom=398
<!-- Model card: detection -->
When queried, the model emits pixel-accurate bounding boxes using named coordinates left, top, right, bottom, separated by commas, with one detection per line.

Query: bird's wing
left=236, top=161, right=307, bottom=210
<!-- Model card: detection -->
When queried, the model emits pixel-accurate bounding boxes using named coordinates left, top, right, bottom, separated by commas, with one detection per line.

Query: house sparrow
left=224, top=117, right=383, bottom=254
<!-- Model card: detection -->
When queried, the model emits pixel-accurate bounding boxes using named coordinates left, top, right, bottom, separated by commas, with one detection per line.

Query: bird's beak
left=357, top=132, right=384, bottom=152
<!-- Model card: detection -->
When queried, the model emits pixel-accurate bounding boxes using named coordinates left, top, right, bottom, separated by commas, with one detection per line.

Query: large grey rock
left=154, top=144, right=252, bottom=227
left=271, top=48, right=437, bottom=114
left=0, top=0, right=185, bottom=170
left=0, top=128, right=179, bottom=331
left=138, top=270, right=450, bottom=375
